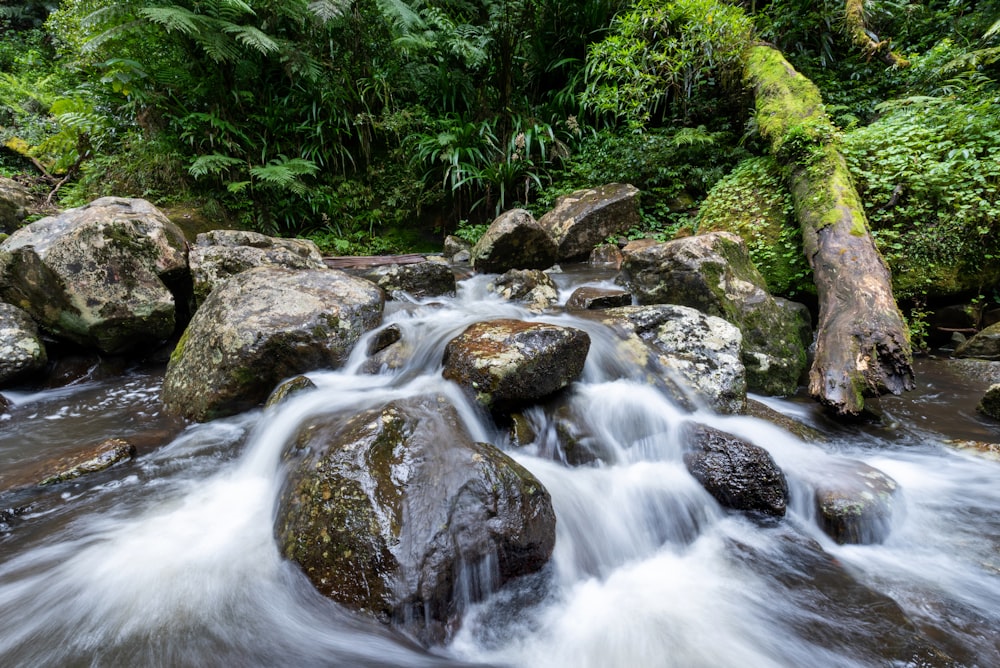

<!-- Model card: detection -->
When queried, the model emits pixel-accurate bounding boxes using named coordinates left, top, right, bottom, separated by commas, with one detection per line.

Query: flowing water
left=1, top=270, right=999, bottom=667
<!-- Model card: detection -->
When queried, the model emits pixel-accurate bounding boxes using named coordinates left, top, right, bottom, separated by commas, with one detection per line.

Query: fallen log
left=323, top=253, right=427, bottom=270
left=745, top=45, right=914, bottom=415
left=845, top=0, right=910, bottom=69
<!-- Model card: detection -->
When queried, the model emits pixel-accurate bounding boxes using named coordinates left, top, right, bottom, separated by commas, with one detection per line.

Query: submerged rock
left=265, top=375, right=317, bottom=409
left=619, top=232, right=808, bottom=396
left=811, top=460, right=898, bottom=545
left=0, top=197, right=188, bottom=354
left=442, top=319, right=590, bottom=411
left=683, top=424, right=788, bottom=516
left=488, top=269, right=559, bottom=312
left=0, top=303, right=47, bottom=385
left=162, top=267, right=384, bottom=421
left=471, top=209, right=557, bottom=274
left=37, top=438, right=136, bottom=486
left=537, top=183, right=641, bottom=260
left=276, top=395, right=556, bottom=645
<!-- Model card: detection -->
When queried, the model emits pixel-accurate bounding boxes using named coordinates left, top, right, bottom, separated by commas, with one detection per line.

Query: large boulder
left=361, top=260, right=456, bottom=300
left=601, top=305, right=747, bottom=414
left=0, top=177, right=32, bottom=233
left=0, top=303, right=47, bottom=385
left=488, top=268, right=559, bottom=312
left=0, top=197, right=188, bottom=354
left=619, top=232, right=807, bottom=396
left=810, top=460, right=899, bottom=545
left=537, top=183, right=640, bottom=260
left=470, top=209, right=557, bottom=273
left=188, top=229, right=326, bottom=307
left=443, top=319, right=590, bottom=411
left=276, top=395, right=556, bottom=645
left=955, top=321, right=1000, bottom=360
left=162, top=267, right=384, bottom=421
left=683, top=424, right=788, bottom=516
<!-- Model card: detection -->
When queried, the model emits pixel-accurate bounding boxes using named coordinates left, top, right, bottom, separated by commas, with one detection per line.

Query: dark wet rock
left=743, top=399, right=825, bottom=442
left=442, top=319, right=590, bottom=411
left=367, top=324, right=402, bottom=356
left=537, top=184, right=641, bottom=261
left=602, top=305, right=746, bottom=414
left=471, top=209, right=558, bottom=274
left=588, top=244, right=624, bottom=269
left=977, top=384, right=1000, bottom=421
left=0, top=392, right=9, bottom=415
left=619, top=232, right=808, bottom=396
left=0, top=197, right=188, bottom=354
left=37, top=438, right=136, bottom=486
left=276, top=395, right=556, bottom=645
left=162, top=267, right=384, bottom=421
left=189, top=229, right=326, bottom=307
left=955, top=321, right=1000, bottom=360
left=508, top=412, right=537, bottom=448
left=361, top=260, right=456, bottom=300
left=0, top=177, right=32, bottom=233
left=811, top=460, right=898, bottom=545
left=0, top=303, right=47, bottom=385
left=488, top=269, right=559, bottom=312
left=683, top=424, right=788, bottom=516
left=566, top=286, right=631, bottom=311
left=265, top=375, right=317, bottom=409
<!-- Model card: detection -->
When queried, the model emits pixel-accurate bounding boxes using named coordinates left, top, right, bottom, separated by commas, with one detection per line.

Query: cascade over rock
left=488, top=268, right=559, bottom=312
left=471, top=208, right=557, bottom=273
left=276, top=394, right=556, bottom=645
left=619, top=232, right=807, bottom=396
left=188, top=229, right=326, bottom=308
left=0, top=197, right=188, bottom=354
left=0, top=303, right=47, bottom=385
left=809, top=459, right=898, bottom=544
left=443, top=319, right=590, bottom=411
left=537, top=183, right=641, bottom=260
left=162, top=266, right=383, bottom=421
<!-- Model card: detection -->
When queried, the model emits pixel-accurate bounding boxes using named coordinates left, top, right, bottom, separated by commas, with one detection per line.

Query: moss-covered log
left=745, top=45, right=914, bottom=415
left=845, top=0, right=910, bottom=69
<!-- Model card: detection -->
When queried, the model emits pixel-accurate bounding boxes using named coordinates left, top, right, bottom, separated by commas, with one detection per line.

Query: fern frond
left=139, top=6, right=204, bottom=36
left=221, top=24, right=279, bottom=55
left=189, top=153, right=245, bottom=178
left=307, top=0, right=350, bottom=22
left=375, top=0, right=424, bottom=34
left=249, top=156, right=318, bottom=195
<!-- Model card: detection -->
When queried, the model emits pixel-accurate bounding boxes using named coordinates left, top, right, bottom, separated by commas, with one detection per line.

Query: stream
left=1, top=269, right=999, bottom=667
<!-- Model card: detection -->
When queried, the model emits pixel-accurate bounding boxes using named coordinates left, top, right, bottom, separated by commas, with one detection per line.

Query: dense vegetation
left=2, top=0, right=999, bottom=309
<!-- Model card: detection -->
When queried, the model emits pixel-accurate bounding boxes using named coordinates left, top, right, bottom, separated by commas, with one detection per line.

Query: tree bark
left=844, top=0, right=910, bottom=69
left=744, top=45, right=914, bottom=415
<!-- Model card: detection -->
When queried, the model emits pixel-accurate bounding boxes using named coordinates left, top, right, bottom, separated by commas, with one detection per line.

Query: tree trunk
left=845, top=0, right=910, bottom=69
left=744, top=45, right=914, bottom=415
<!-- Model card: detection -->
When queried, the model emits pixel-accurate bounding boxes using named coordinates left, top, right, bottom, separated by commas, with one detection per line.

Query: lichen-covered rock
left=537, top=183, right=641, bottom=260
left=471, top=209, right=557, bottom=273
left=566, top=286, right=632, bottom=311
left=37, top=438, right=136, bottom=486
left=443, top=319, right=590, bottom=410
left=589, top=243, right=624, bottom=269
left=0, top=177, right=32, bottom=233
left=956, top=321, right=1000, bottom=361
left=683, top=424, right=788, bottom=516
left=812, top=460, right=898, bottom=545
left=189, top=229, right=326, bottom=307
left=0, top=303, right=47, bottom=385
left=0, top=197, right=188, bottom=354
left=619, top=232, right=807, bottom=396
left=162, top=267, right=384, bottom=421
left=977, top=384, right=1000, bottom=421
left=276, top=395, right=556, bottom=645
left=602, top=305, right=746, bottom=414
left=361, top=260, right=456, bottom=299
left=488, top=268, right=559, bottom=312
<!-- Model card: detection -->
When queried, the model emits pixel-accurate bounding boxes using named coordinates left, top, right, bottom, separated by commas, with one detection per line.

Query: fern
left=221, top=23, right=279, bottom=55
left=307, top=0, right=350, bottom=22
left=189, top=152, right=244, bottom=178
left=249, top=156, right=319, bottom=195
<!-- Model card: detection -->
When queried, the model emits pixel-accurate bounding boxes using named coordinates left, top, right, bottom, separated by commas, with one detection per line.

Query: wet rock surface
left=471, top=209, right=557, bottom=273
left=566, top=286, right=632, bottom=311
left=162, top=267, right=384, bottom=421
left=977, top=383, right=1000, bottom=421
left=488, top=269, right=559, bottom=312
left=0, top=177, right=32, bottom=233
left=36, top=438, right=136, bottom=486
left=0, top=197, right=188, bottom=354
left=537, top=183, right=640, bottom=261
left=360, top=260, right=456, bottom=300
left=683, top=424, right=788, bottom=516
left=956, top=321, right=1000, bottom=360
left=0, top=303, right=47, bottom=385
left=810, top=459, right=898, bottom=544
left=442, top=319, right=590, bottom=411
left=276, top=395, right=556, bottom=645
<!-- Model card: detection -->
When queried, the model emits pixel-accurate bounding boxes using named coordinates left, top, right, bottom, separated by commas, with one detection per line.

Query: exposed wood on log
left=323, top=254, right=428, bottom=269
left=745, top=45, right=914, bottom=415
left=845, top=0, right=910, bottom=68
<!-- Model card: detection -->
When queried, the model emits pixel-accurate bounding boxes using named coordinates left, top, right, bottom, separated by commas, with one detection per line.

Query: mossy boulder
left=977, top=384, right=1000, bottom=421
left=537, top=183, right=641, bottom=260
left=361, top=260, right=456, bottom=300
left=471, top=208, right=557, bottom=273
left=619, top=232, right=807, bottom=396
left=442, top=319, right=590, bottom=411
left=188, top=229, right=327, bottom=308
left=276, top=394, right=556, bottom=645
left=162, top=267, right=384, bottom=421
left=683, top=424, right=788, bottom=516
left=601, top=304, right=746, bottom=414
left=0, top=197, right=188, bottom=354
left=0, top=303, right=47, bottom=385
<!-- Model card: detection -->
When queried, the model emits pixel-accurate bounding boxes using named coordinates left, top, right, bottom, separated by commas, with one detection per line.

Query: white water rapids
left=1, top=272, right=999, bottom=667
